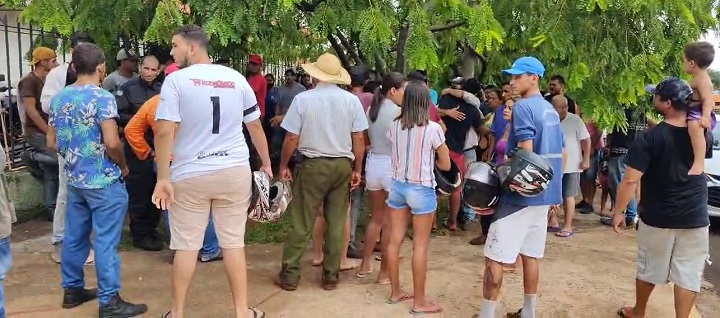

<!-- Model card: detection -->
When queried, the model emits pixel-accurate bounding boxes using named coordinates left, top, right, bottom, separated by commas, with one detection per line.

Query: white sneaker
left=50, top=244, right=95, bottom=266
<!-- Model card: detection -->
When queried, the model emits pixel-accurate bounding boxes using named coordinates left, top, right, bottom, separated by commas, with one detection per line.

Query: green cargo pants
left=280, top=157, right=352, bottom=283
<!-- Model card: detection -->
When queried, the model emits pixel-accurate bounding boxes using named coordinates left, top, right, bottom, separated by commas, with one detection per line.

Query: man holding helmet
left=476, top=57, right=565, bottom=318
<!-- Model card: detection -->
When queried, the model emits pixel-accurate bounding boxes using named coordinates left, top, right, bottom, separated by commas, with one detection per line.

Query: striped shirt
left=281, top=83, right=369, bottom=159
left=387, top=120, right=445, bottom=188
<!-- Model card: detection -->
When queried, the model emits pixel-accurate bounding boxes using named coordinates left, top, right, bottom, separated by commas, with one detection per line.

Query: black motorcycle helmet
left=462, top=161, right=500, bottom=211
left=496, top=148, right=554, bottom=197
left=434, top=160, right=462, bottom=196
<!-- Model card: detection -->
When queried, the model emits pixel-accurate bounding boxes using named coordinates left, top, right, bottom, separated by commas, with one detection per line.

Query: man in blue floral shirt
left=47, top=42, right=146, bottom=318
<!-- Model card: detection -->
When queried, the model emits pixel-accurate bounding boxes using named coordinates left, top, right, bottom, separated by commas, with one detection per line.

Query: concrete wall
left=5, top=167, right=43, bottom=221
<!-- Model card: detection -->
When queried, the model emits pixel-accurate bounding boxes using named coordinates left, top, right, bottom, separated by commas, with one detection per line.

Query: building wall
left=0, top=10, right=71, bottom=89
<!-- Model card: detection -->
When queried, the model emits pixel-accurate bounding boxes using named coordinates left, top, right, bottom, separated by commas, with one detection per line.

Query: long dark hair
left=396, top=81, right=430, bottom=129
left=368, top=72, right=406, bottom=122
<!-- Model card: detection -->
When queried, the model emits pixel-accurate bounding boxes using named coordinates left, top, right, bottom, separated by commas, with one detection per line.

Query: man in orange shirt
left=124, top=64, right=221, bottom=262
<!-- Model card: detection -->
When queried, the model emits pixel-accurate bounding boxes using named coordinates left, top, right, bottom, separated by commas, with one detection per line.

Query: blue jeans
left=608, top=155, right=637, bottom=219
left=0, top=236, right=11, bottom=318
left=61, top=181, right=127, bottom=306
left=162, top=210, right=220, bottom=258
left=462, top=148, right=477, bottom=221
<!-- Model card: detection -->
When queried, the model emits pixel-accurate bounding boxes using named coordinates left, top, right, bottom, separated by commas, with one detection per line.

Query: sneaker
left=576, top=201, right=594, bottom=214
left=132, top=236, right=163, bottom=252
left=469, top=234, right=487, bottom=246
left=98, top=294, right=148, bottom=318
left=346, top=246, right=363, bottom=259
left=51, top=243, right=62, bottom=264
left=62, top=287, right=98, bottom=309
left=199, top=249, right=223, bottom=263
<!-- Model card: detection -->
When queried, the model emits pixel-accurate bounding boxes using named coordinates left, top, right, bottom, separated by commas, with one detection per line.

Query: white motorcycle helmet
left=248, top=171, right=292, bottom=223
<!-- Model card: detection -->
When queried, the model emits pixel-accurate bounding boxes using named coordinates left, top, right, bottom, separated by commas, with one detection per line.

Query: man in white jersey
left=152, top=25, right=270, bottom=318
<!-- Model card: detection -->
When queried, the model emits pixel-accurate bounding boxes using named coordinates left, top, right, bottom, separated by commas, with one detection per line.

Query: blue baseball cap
left=501, top=56, right=545, bottom=77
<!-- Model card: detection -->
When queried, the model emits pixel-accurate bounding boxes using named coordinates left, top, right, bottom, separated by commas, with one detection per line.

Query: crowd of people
left=0, top=22, right=714, bottom=318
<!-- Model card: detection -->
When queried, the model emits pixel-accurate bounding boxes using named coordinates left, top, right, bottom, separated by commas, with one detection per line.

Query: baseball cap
left=645, top=77, right=692, bottom=109
left=248, top=54, right=263, bottom=65
left=407, top=70, right=428, bottom=82
left=30, top=47, right=56, bottom=65
left=164, top=63, right=180, bottom=76
left=501, top=56, right=545, bottom=77
left=116, top=48, right=137, bottom=61
left=350, top=65, right=370, bottom=86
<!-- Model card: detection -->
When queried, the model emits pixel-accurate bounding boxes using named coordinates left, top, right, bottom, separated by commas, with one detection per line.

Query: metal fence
left=1, top=12, right=300, bottom=170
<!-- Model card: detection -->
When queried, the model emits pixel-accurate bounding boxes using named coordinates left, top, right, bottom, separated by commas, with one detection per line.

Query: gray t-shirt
left=367, top=99, right=400, bottom=156
left=102, top=71, right=137, bottom=93
left=276, top=82, right=306, bottom=115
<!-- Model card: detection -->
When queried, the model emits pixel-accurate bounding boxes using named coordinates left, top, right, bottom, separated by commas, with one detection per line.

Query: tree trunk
left=327, top=33, right=352, bottom=70
left=336, top=30, right=363, bottom=65
left=459, top=46, right=477, bottom=78
left=394, top=23, right=410, bottom=73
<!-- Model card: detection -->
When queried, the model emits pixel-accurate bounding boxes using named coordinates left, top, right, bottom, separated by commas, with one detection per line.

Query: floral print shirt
left=49, top=84, right=121, bottom=189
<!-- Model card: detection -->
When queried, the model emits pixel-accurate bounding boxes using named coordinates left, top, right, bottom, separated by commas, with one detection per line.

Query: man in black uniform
left=437, top=78, right=485, bottom=231
left=612, top=77, right=709, bottom=318
left=115, top=55, right=163, bottom=251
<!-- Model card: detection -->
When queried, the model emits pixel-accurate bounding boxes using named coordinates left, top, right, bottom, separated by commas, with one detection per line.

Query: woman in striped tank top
left=384, top=81, right=451, bottom=315
left=357, top=72, right=406, bottom=283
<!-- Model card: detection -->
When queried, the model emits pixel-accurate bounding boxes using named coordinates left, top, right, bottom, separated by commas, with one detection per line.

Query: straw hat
left=300, top=53, right=350, bottom=85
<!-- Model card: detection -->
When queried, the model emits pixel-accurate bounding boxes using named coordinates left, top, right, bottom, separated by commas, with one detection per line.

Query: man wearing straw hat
left=276, top=53, right=368, bottom=291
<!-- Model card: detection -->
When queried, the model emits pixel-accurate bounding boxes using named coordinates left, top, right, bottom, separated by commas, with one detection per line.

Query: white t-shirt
left=155, top=64, right=260, bottom=181
left=560, top=113, right=591, bottom=173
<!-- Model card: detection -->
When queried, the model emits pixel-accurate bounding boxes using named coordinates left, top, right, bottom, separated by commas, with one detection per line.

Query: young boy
left=683, top=41, right=716, bottom=175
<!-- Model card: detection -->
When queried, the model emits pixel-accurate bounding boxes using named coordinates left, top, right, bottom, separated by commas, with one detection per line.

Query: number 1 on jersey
left=210, top=96, right=220, bottom=134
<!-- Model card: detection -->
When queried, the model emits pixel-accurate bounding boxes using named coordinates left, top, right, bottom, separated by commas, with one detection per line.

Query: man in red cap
left=246, top=54, right=267, bottom=117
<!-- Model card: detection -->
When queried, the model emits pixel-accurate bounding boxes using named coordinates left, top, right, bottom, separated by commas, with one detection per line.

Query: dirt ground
left=5, top=214, right=720, bottom=318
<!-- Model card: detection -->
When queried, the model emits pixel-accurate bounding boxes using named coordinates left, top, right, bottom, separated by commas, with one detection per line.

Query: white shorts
left=484, top=205, right=550, bottom=264
left=636, top=219, right=710, bottom=292
left=365, top=152, right=392, bottom=192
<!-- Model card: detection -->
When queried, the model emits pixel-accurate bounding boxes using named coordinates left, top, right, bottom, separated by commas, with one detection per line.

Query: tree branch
left=430, top=21, right=466, bottom=32
left=336, top=29, right=362, bottom=65
left=389, top=20, right=466, bottom=52
left=327, top=33, right=351, bottom=70
left=374, top=52, right=387, bottom=76
left=394, top=23, right=410, bottom=73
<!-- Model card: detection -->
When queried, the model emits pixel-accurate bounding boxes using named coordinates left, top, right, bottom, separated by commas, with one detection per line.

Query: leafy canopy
left=3, top=0, right=717, bottom=130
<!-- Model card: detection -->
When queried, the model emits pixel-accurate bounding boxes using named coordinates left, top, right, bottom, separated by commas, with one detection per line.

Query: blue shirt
left=49, top=84, right=122, bottom=189
left=429, top=89, right=438, bottom=105
left=500, top=94, right=564, bottom=207
left=489, top=105, right=508, bottom=140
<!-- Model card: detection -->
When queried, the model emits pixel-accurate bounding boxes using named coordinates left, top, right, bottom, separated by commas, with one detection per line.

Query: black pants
left=124, top=142, right=160, bottom=240
left=243, top=123, right=262, bottom=171
left=480, top=215, right=494, bottom=235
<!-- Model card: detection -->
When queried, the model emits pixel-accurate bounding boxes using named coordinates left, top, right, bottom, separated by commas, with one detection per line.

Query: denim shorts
left=386, top=179, right=437, bottom=215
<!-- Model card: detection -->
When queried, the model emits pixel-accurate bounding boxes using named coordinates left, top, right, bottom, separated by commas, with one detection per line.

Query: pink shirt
left=586, top=121, right=604, bottom=150
left=387, top=120, right=445, bottom=188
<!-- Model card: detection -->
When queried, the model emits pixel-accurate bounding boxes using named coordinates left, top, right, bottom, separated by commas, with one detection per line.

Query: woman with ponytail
left=357, top=72, right=406, bottom=284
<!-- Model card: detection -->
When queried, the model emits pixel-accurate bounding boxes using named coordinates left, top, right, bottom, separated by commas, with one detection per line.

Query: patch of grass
left=116, top=194, right=454, bottom=250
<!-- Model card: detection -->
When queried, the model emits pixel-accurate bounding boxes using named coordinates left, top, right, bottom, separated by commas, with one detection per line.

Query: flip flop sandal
left=339, top=263, right=359, bottom=272
left=356, top=269, right=373, bottom=278
left=546, top=226, right=561, bottom=233
left=409, top=302, right=443, bottom=316
left=311, top=260, right=323, bottom=267
left=555, top=230, right=574, bottom=238
left=386, top=293, right=414, bottom=304
left=161, top=311, right=171, bottom=318
left=442, top=220, right=457, bottom=231
left=376, top=278, right=390, bottom=285
left=617, top=306, right=635, bottom=318
left=250, top=308, right=266, bottom=318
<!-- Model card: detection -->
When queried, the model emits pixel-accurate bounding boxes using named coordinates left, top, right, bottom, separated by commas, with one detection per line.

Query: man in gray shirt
left=276, top=53, right=367, bottom=291
left=102, top=49, right=138, bottom=93
left=269, top=69, right=306, bottom=163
